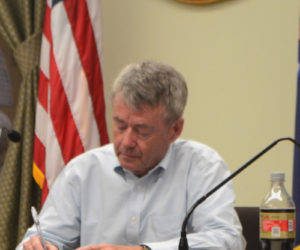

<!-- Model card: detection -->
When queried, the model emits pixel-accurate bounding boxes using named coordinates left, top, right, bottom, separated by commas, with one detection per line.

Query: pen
left=31, top=206, right=47, bottom=250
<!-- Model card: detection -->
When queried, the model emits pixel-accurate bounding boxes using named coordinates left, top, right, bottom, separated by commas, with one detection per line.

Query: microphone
left=178, top=137, right=300, bottom=250
left=0, top=111, right=21, bottom=142
left=7, top=130, right=21, bottom=142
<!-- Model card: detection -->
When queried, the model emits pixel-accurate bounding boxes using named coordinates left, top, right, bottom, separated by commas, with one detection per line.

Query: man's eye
left=136, top=129, right=152, bottom=139
left=117, top=126, right=127, bottom=131
left=114, top=121, right=127, bottom=131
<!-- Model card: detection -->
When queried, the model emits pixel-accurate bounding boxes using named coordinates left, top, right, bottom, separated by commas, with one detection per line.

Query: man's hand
left=76, top=244, right=143, bottom=250
left=23, top=235, right=58, bottom=250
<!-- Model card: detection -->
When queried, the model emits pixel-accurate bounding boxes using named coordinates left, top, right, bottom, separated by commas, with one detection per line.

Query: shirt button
left=131, top=216, right=136, bottom=223
left=137, top=185, right=142, bottom=190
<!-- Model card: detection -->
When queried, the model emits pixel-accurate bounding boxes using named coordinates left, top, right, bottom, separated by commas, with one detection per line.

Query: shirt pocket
left=148, top=214, right=181, bottom=241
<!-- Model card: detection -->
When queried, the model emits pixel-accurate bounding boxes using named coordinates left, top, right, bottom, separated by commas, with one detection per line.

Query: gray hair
left=112, top=61, right=188, bottom=124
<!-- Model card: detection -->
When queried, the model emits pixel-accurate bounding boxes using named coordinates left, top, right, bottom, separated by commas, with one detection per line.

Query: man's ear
left=169, top=117, right=184, bottom=142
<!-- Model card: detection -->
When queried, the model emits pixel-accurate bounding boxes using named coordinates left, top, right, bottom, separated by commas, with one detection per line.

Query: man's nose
left=122, top=128, right=137, bottom=147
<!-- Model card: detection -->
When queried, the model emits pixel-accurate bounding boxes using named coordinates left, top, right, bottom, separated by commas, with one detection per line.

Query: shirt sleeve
left=15, top=163, right=82, bottom=250
left=144, top=152, right=246, bottom=250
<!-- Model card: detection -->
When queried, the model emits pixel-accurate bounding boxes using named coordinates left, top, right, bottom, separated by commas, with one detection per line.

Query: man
left=18, top=61, right=245, bottom=250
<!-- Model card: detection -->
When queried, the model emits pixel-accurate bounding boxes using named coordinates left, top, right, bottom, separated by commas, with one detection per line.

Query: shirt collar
left=113, top=142, right=174, bottom=179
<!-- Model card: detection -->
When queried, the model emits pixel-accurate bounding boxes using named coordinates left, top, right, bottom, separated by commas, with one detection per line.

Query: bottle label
left=260, top=209, right=295, bottom=239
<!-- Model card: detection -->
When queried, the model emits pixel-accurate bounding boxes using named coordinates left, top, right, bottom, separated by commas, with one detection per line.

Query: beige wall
left=101, top=0, right=299, bottom=206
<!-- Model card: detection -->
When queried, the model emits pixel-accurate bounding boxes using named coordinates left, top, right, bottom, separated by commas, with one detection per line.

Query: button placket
left=126, top=181, right=146, bottom=244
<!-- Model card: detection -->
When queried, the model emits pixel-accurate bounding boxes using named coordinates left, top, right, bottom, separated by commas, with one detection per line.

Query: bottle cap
left=270, top=172, right=285, bottom=182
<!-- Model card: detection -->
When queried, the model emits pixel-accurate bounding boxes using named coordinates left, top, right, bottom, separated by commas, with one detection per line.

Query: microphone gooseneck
left=178, top=137, right=300, bottom=250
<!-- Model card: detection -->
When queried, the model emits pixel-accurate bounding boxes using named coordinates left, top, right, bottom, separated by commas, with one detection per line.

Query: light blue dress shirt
left=17, top=139, right=246, bottom=250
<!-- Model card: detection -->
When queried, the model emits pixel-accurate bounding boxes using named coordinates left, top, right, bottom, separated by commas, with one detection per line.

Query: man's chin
left=120, top=163, right=139, bottom=173
left=119, top=158, right=139, bottom=170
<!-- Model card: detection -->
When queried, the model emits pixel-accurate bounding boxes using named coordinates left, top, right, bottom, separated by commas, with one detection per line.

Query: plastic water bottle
left=260, top=172, right=296, bottom=250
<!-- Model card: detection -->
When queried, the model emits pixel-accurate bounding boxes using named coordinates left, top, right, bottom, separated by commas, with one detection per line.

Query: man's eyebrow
left=134, top=124, right=152, bottom=129
left=113, top=116, right=125, bottom=123
left=113, top=116, right=153, bottom=129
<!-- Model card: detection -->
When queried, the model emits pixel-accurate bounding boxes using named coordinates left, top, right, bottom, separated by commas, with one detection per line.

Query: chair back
left=235, top=206, right=262, bottom=250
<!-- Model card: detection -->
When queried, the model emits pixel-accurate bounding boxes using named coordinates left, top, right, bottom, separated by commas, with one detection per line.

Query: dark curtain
left=0, top=1, right=46, bottom=249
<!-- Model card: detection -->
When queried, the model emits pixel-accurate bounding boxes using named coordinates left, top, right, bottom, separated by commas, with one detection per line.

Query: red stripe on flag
left=50, top=49, right=85, bottom=164
left=38, top=70, right=48, bottom=111
left=64, top=0, right=109, bottom=145
left=41, top=179, right=49, bottom=204
left=33, top=128, right=49, bottom=205
left=43, top=4, right=52, bottom=42
left=33, top=135, right=46, bottom=177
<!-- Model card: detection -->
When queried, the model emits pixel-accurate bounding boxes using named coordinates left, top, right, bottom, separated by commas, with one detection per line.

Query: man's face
left=113, top=94, right=182, bottom=177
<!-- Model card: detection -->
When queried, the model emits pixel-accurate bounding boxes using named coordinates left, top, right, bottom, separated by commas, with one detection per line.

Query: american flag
left=33, top=0, right=109, bottom=204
